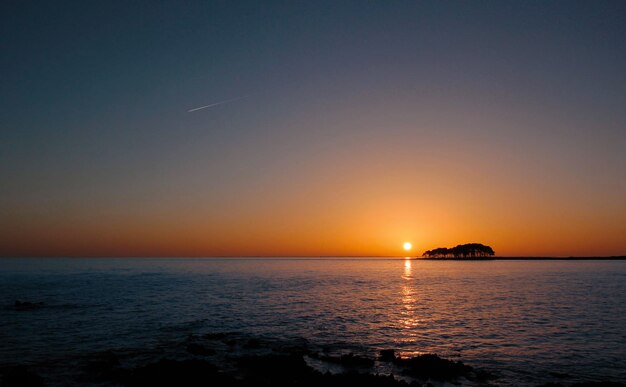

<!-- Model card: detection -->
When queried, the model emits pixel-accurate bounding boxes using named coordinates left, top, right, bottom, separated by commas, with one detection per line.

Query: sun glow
left=403, top=242, right=412, bottom=252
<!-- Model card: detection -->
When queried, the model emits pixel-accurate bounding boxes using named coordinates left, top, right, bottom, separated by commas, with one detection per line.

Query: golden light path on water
left=400, top=258, right=421, bottom=341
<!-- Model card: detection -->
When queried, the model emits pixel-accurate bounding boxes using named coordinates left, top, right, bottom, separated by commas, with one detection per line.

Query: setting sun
left=403, top=242, right=412, bottom=251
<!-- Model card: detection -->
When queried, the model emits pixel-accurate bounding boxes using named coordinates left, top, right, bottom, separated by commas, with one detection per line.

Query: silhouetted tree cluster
left=423, top=243, right=495, bottom=258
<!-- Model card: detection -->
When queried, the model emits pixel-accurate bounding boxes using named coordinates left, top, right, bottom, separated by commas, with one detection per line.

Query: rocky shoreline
left=1, top=332, right=624, bottom=387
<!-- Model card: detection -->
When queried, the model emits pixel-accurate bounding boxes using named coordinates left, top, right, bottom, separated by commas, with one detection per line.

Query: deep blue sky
left=1, top=1, right=625, bottom=256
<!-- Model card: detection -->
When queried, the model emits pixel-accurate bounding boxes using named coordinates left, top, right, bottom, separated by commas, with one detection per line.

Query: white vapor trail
left=187, top=95, right=250, bottom=112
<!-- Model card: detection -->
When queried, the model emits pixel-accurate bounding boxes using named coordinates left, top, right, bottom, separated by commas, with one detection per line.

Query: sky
left=1, top=1, right=625, bottom=257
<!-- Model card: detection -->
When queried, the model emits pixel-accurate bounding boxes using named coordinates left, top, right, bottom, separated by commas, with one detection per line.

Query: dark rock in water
left=0, top=365, right=44, bottom=387
left=379, top=349, right=396, bottom=362
left=111, top=354, right=422, bottom=387
left=115, top=359, right=231, bottom=387
left=13, top=300, right=45, bottom=311
left=112, top=355, right=421, bottom=387
left=271, top=343, right=311, bottom=356
left=314, top=353, right=375, bottom=368
left=320, top=371, right=417, bottom=387
left=236, top=354, right=414, bottom=387
left=393, top=353, right=474, bottom=380
left=236, top=354, right=314, bottom=378
left=337, top=353, right=375, bottom=368
left=537, top=384, right=626, bottom=387
left=473, top=368, right=495, bottom=382
left=186, top=343, right=215, bottom=356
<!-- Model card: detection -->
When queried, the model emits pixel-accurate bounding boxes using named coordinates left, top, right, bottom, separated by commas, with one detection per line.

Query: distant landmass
left=419, top=242, right=625, bottom=260
left=422, top=243, right=495, bottom=259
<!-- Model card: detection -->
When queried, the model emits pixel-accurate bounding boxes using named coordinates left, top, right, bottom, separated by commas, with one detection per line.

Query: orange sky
left=2, top=125, right=625, bottom=257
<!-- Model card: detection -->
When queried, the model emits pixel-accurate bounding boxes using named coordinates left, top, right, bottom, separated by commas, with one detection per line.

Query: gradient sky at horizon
left=1, top=1, right=625, bottom=257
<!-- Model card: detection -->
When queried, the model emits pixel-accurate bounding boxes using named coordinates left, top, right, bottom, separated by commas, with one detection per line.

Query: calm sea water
left=1, top=258, right=625, bottom=385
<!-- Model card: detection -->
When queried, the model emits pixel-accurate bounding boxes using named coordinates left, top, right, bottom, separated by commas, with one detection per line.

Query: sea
left=1, top=258, right=625, bottom=386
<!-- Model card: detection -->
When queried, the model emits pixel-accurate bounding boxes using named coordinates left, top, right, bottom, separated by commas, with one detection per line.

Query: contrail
left=187, top=95, right=250, bottom=113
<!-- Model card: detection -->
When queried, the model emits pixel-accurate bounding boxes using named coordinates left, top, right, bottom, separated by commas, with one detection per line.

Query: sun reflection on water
left=399, top=258, right=421, bottom=333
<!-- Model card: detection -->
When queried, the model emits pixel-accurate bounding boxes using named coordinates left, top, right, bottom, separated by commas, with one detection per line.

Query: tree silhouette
left=423, top=243, right=495, bottom=258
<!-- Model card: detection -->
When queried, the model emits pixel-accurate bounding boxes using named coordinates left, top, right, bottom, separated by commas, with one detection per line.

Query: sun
left=403, top=242, right=412, bottom=252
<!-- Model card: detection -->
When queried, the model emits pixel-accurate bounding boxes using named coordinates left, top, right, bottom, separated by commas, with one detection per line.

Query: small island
left=422, top=243, right=495, bottom=259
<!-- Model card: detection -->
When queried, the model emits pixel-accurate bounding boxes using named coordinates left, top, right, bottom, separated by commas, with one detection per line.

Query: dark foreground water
left=1, top=258, right=625, bottom=386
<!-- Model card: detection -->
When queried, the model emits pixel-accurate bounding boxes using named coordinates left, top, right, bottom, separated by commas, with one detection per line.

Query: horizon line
left=1, top=255, right=625, bottom=260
